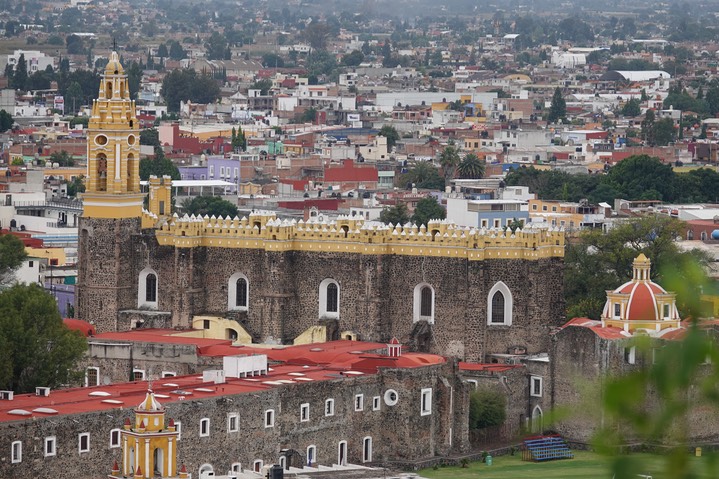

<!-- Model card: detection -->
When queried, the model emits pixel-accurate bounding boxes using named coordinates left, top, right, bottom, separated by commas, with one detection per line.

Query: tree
left=205, top=32, right=230, bottom=60
left=603, top=155, right=675, bottom=201
left=0, top=284, right=87, bottom=393
left=378, top=125, right=399, bottom=150
left=65, top=34, right=84, bottom=54
left=157, top=43, right=169, bottom=58
left=139, top=149, right=180, bottom=181
left=653, top=117, right=677, bottom=146
left=12, top=53, right=27, bottom=91
left=250, top=78, right=272, bottom=95
left=181, top=196, right=239, bottom=218
left=0, top=233, right=26, bottom=286
left=547, top=87, right=566, bottom=123
left=341, top=50, right=364, bottom=67
left=379, top=203, right=410, bottom=225
left=168, top=41, right=186, bottom=60
left=457, top=153, right=485, bottom=179
left=621, top=98, right=641, bottom=117
left=565, top=216, right=708, bottom=319
left=438, top=144, right=461, bottom=182
left=140, top=128, right=160, bottom=147
left=231, top=126, right=246, bottom=151
left=303, top=22, right=331, bottom=50
left=469, top=388, right=507, bottom=429
left=399, top=161, right=445, bottom=190
left=65, top=81, right=83, bottom=115
left=48, top=150, right=74, bottom=167
left=641, top=109, right=656, bottom=146
left=412, top=196, right=446, bottom=227
left=65, top=176, right=85, bottom=197
left=161, top=69, right=221, bottom=112
left=261, top=53, right=284, bottom=68
left=0, top=110, right=13, bottom=132
left=126, top=61, right=142, bottom=100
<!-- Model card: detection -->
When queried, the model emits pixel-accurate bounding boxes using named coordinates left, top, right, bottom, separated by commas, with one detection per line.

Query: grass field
left=418, top=450, right=719, bottom=479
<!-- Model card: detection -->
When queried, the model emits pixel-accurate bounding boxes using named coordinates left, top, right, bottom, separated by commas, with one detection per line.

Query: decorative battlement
left=154, top=211, right=564, bottom=260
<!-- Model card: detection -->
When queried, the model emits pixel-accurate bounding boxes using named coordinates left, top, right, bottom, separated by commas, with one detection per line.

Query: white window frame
left=85, top=366, right=99, bottom=387
left=132, top=368, right=146, bottom=381
left=487, top=281, right=513, bottom=326
left=306, top=445, right=316, bottom=466
left=78, top=433, right=90, bottom=453
left=228, top=412, right=239, bottom=433
left=413, top=283, right=435, bottom=324
left=372, top=396, right=381, bottom=411
left=137, top=267, right=159, bottom=309
left=355, top=394, right=364, bottom=412
left=625, top=345, right=636, bottom=365
left=175, top=421, right=182, bottom=440
left=265, top=409, right=275, bottom=428
left=231, top=463, right=242, bottom=473
left=362, top=436, right=373, bottom=463
left=109, top=429, right=121, bottom=448
left=253, top=460, right=263, bottom=472
left=319, top=278, right=340, bottom=319
left=300, top=403, right=310, bottom=422
left=44, top=436, right=56, bottom=457
left=530, top=376, right=543, bottom=397
left=200, top=418, right=210, bottom=437
left=325, top=398, right=335, bottom=416
left=209, top=165, right=215, bottom=177
left=161, top=371, right=176, bottom=378
left=11, top=440, right=21, bottom=463
left=420, top=388, right=432, bottom=416
left=228, top=272, right=250, bottom=311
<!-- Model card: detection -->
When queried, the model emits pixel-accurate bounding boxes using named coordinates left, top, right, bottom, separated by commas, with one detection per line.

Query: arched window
left=326, top=283, right=338, bottom=312
left=413, top=283, right=435, bottom=323
left=319, top=279, right=340, bottom=319
left=487, top=281, right=513, bottom=326
left=138, top=268, right=159, bottom=309
left=228, top=273, right=249, bottom=311
left=146, top=274, right=157, bottom=302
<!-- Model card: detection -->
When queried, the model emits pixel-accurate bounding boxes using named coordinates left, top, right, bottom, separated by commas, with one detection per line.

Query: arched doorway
left=338, top=441, right=347, bottom=466
left=532, top=405, right=543, bottom=433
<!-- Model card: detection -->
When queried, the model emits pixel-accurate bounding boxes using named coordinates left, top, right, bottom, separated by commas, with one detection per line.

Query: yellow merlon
left=150, top=211, right=565, bottom=260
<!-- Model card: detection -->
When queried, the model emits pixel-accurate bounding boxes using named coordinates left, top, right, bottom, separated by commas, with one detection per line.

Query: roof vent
left=36, top=387, right=50, bottom=397
left=0, top=390, right=14, bottom=400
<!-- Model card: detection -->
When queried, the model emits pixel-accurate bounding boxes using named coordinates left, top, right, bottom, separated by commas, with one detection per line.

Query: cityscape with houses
left=4, top=0, right=719, bottom=477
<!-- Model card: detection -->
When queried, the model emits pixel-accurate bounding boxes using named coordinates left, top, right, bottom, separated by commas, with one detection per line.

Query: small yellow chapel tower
left=83, top=51, right=144, bottom=218
left=109, top=390, right=186, bottom=479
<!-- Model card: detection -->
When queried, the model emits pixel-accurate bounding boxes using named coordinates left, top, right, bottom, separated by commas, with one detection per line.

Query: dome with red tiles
left=601, top=254, right=680, bottom=334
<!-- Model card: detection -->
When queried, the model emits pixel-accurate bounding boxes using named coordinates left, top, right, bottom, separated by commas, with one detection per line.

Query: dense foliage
left=469, top=388, right=507, bottom=429
left=565, top=216, right=710, bottom=320
left=505, top=155, right=719, bottom=204
left=0, top=284, right=87, bottom=393
left=180, top=196, right=239, bottom=218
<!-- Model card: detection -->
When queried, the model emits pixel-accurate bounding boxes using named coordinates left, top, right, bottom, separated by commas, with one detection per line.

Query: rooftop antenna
left=112, top=37, right=117, bottom=52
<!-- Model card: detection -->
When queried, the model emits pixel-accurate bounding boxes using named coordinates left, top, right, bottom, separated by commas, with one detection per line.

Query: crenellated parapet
left=154, top=211, right=565, bottom=260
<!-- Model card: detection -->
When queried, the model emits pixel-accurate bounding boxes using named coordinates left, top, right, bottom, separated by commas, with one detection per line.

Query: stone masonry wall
left=123, top=236, right=564, bottom=362
left=0, top=364, right=467, bottom=479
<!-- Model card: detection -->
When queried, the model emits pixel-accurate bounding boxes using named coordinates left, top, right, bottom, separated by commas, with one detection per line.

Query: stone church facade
left=75, top=55, right=566, bottom=363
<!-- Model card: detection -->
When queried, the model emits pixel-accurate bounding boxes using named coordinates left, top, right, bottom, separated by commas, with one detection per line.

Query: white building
left=1, top=50, right=55, bottom=75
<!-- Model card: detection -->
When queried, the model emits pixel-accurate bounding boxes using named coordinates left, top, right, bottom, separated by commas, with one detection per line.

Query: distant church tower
left=76, top=52, right=145, bottom=332
left=109, top=390, right=187, bottom=479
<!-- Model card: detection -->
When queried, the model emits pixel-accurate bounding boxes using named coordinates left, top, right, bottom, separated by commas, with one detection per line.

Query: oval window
left=384, top=389, right=399, bottom=406
left=95, top=135, right=108, bottom=146
left=127, top=135, right=136, bottom=145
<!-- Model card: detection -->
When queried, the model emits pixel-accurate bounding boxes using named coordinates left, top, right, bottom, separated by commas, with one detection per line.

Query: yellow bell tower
left=83, top=51, right=144, bottom=218
left=109, top=390, right=187, bottom=479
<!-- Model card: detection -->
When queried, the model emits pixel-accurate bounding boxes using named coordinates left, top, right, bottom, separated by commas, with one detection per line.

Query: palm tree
left=457, top=153, right=485, bottom=179
left=439, top=144, right=461, bottom=182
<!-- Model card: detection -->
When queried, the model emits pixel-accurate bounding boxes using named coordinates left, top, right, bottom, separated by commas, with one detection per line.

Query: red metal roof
left=561, top=317, right=629, bottom=340
left=458, top=362, right=522, bottom=372
left=324, top=160, right=378, bottom=183
left=63, top=319, right=96, bottom=337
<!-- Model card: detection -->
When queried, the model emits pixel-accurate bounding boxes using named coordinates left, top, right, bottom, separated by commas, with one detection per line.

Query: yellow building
left=528, top=199, right=585, bottom=231
left=109, top=390, right=187, bottom=479
left=81, top=51, right=145, bottom=219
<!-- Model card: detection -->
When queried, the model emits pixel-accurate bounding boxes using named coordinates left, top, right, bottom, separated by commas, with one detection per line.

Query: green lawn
left=418, top=450, right=719, bottom=479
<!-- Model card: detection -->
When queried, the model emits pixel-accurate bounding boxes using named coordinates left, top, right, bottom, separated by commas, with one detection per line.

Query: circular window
left=127, top=135, right=136, bottom=145
left=384, top=389, right=399, bottom=406
left=95, top=135, right=108, bottom=146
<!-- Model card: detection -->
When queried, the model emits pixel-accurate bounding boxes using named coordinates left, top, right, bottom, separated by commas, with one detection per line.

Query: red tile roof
left=561, top=317, right=630, bottom=340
